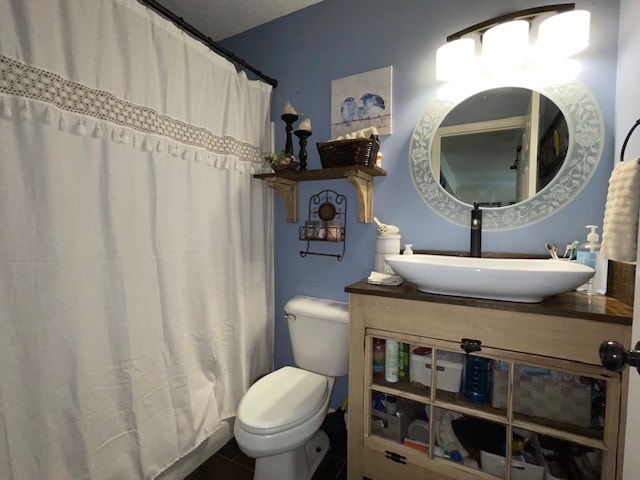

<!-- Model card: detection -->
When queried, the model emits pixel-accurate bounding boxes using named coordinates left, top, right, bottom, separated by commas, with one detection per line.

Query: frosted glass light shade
left=537, top=10, right=590, bottom=58
left=482, top=20, right=530, bottom=66
left=435, top=38, right=476, bottom=81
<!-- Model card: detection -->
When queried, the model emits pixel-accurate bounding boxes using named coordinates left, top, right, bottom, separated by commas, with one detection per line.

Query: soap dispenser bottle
left=576, top=225, right=607, bottom=295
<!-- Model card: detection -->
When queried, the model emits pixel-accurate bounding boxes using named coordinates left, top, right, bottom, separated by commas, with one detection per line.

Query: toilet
left=234, top=295, right=349, bottom=480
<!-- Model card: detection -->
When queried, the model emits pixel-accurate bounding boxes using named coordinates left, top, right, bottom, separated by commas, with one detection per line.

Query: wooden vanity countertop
left=345, top=278, right=633, bottom=326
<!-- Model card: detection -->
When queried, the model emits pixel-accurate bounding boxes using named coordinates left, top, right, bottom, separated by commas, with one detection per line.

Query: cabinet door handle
left=461, top=338, right=482, bottom=354
left=384, top=450, right=407, bottom=464
left=599, top=341, right=640, bottom=374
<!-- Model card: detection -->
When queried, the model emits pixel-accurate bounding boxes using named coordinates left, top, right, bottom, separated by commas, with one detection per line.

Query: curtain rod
left=138, top=0, right=278, bottom=88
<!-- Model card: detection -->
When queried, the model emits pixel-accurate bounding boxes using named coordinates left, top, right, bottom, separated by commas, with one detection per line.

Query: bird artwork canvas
left=331, top=66, right=392, bottom=138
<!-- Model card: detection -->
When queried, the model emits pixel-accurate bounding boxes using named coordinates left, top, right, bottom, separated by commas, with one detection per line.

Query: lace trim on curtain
left=0, top=54, right=265, bottom=170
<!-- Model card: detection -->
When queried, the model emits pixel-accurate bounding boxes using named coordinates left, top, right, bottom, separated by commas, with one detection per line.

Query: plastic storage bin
left=410, top=350, right=463, bottom=392
left=480, top=450, right=545, bottom=480
left=481, top=432, right=568, bottom=480
left=371, top=409, right=402, bottom=443
left=492, top=369, right=591, bottom=427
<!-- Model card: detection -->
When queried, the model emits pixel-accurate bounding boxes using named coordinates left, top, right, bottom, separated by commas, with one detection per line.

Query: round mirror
left=433, top=87, right=567, bottom=206
left=410, top=79, right=604, bottom=230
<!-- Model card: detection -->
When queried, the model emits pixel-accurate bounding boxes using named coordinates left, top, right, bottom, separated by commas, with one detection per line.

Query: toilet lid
left=237, top=366, right=328, bottom=435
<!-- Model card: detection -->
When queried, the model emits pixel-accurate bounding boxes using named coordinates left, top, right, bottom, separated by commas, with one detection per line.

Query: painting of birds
left=331, top=66, right=392, bottom=138
left=340, top=97, right=359, bottom=126
left=361, top=93, right=385, bottom=119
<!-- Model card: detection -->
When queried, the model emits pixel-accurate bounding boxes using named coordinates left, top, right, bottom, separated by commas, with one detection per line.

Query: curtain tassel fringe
left=43, top=106, right=53, bottom=125
left=119, top=128, right=129, bottom=144
left=19, top=102, right=30, bottom=120
left=142, top=136, right=152, bottom=152
left=75, top=119, right=87, bottom=136
left=1, top=98, right=13, bottom=118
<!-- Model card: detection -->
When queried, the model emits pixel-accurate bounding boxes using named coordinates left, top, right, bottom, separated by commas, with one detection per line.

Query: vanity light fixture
left=435, top=3, right=590, bottom=82
left=482, top=20, right=530, bottom=69
left=435, top=38, right=476, bottom=81
left=535, top=9, right=590, bottom=58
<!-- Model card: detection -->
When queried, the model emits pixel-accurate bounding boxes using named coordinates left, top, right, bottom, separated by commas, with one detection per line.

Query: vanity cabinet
left=345, top=280, right=633, bottom=480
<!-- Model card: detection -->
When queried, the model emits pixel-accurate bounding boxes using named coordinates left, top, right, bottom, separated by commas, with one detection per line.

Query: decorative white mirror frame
left=409, top=78, right=604, bottom=230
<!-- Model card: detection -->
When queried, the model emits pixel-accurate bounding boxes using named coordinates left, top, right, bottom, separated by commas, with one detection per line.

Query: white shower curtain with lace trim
left=0, top=1, right=274, bottom=479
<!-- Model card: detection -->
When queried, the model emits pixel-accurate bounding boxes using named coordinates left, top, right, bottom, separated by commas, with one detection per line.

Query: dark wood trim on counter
left=345, top=279, right=633, bottom=326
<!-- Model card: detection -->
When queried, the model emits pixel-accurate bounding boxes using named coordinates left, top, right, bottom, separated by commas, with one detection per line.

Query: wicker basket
left=317, top=135, right=379, bottom=168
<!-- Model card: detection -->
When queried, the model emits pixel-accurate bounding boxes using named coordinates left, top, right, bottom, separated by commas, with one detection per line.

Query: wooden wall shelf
left=254, top=165, right=386, bottom=223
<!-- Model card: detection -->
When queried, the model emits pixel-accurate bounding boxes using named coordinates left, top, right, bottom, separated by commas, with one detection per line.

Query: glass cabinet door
left=363, top=333, right=618, bottom=479
left=507, top=362, right=605, bottom=439
left=369, top=336, right=432, bottom=399
left=431, top=350, right=508, bottom=419
left=369, top=389, right=429, bottom=452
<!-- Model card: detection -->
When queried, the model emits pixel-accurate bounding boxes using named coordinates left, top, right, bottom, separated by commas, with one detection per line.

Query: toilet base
left=253, top=430, right=330, bottom=480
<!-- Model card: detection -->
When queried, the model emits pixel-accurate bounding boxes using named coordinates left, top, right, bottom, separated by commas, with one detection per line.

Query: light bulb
left=482, top=20, right=530, bottom=69
left=536, top=10, right=590, bottom=58
left=435, top=37, right=477, bottom=81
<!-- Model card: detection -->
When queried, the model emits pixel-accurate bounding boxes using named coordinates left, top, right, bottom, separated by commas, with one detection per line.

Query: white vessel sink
left=385, top=254, right=595, bottom=303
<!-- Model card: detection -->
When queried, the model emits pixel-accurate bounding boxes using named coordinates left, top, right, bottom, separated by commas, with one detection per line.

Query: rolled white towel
left=600, top=157, right=640, bottom=262
left=332, top=126, right=378, bottom=142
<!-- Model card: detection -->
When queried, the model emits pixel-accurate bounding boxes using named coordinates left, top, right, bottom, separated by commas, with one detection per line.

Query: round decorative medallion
left=318, top=201, right=337, bottom=221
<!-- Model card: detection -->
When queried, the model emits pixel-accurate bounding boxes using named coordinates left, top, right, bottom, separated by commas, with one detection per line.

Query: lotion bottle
left=385, top=339, right=399, bottom=383
left=372, top=338, right=385, bottom=381
left=576, top=225, right=607, bottom=295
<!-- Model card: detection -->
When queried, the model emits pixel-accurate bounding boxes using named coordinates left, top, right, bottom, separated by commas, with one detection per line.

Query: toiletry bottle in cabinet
left=576, top=225, right=607, bottom=295
left=372, top=338, right=385, bottom=381
left=398, top=343, right=410, bottom=381
left=385, top=340, right=399, bottom=382
left=462, top=356, right=492, bottom=403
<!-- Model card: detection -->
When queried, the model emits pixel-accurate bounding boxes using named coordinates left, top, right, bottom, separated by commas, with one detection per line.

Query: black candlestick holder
left=281, top=113, right=299, bottom=157
left=294, top=129, right=312, bottom=171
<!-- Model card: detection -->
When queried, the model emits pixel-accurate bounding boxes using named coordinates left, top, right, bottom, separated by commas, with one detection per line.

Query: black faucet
left=470, top=202, right=482, bottom=258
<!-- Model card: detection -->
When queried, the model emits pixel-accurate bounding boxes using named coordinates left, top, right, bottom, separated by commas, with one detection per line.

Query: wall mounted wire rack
left=299, top=189, right=346, bottom=261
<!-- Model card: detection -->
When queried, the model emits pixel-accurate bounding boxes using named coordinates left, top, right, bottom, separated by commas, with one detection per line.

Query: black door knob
left=599, top=341, right=640, bottom=374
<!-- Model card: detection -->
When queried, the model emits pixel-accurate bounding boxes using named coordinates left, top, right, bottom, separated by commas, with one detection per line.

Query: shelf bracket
left=266, top=177, right=297, bottom=223
left=345, top=170, right=373, bottom=223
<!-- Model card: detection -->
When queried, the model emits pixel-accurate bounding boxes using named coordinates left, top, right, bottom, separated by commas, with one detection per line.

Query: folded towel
left=367, top=271, right=403, bottom=286
left=331, top=127, right=379, bottom=142
left=600, top=157, right=640, bottom=262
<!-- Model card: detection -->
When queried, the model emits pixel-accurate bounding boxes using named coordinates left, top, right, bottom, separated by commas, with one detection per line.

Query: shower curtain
left=0, top=1, right=274, bottom=479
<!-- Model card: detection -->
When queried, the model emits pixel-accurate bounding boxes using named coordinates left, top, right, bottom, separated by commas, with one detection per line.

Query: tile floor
left=185, top=432, right=347, bottom=480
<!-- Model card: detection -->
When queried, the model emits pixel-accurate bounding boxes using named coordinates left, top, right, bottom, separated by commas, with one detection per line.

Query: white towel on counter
left=600, top=157, right=640, bottom=262
left=367, top=271, right=403, bottom=286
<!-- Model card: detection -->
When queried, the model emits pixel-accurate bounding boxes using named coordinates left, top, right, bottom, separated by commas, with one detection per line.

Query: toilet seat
left=237, top=366, right=328, bottom=435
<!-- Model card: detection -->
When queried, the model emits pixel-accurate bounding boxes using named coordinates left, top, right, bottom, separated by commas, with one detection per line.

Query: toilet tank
left=284, top=295, right=349, bottom=377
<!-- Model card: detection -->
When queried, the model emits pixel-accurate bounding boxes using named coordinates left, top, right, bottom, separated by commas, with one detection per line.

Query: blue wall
left=222, top=0, right=621, bottom=408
